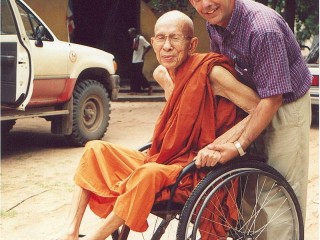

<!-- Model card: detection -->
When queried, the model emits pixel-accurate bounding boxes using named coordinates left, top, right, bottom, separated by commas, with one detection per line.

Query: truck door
left=1, top=0, right=33, bottom=110
left=15, top=1, right=69, bottom=106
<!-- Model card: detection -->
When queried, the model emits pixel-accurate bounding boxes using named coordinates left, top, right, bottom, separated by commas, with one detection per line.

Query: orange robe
left=74, top=53, right=241, bottom=233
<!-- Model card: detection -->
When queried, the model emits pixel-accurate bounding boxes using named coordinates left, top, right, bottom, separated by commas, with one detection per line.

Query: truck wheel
left=1, top=120, right=16, bottom=137
left=67, top=80, right=110, bottom=146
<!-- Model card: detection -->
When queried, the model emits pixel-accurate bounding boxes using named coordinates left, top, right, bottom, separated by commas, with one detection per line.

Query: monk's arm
left=197, top=67, right=282, bottom=168
left=207, top=66, right=260, bottom=144
left=153, top=65, right=260, bottom=145
left=195, top=66, right=260, bottom=168
left=209, top=66, right=260, bottom=114
left=153, top=65, right=174, bottom=101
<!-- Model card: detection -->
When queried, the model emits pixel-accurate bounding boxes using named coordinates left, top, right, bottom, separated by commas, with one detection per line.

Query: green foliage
left=147, top=0, right=319, bottom=42
left=1, top=210, right=17, bottom=218
left=295, top=0, right=319, bottom=42
left=147, top=0, right=196, bottom=18
left=256, top=0, right=318, bottom=42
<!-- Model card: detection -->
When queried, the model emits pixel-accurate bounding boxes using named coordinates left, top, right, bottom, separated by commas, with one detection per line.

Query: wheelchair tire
left=176, top=160, right=303, bottom=240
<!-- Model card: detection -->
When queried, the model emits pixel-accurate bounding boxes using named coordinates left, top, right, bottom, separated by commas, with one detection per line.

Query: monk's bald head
left=151, top=10, right=198, bottom=72
left=155, top=10, right=194, bottom=37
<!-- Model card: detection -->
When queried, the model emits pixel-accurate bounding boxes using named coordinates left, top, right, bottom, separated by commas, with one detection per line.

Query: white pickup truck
left=1, top=0, right=120, bottom=146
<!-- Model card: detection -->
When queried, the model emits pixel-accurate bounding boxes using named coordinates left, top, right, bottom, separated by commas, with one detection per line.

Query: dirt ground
left=1, top=102, right=319, bottom=240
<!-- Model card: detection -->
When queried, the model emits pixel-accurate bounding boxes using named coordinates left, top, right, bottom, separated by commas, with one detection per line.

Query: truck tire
left=66, top=79, right=110, bottom=146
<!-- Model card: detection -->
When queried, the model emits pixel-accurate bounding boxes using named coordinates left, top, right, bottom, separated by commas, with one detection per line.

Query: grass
left=0, top=210, right=18, bottom=218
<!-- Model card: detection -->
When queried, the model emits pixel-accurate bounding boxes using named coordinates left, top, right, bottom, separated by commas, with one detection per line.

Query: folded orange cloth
left=147, top=53, right=238, bottom=166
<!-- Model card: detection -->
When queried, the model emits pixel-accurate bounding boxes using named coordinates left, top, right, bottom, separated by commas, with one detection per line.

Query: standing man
left=189, top=0, right=312, bottom=239
left=128, top=27, right=153, bottom=95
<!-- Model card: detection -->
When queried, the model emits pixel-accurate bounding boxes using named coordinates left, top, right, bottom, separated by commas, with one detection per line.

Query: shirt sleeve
left=139, top=36, right=151, bottom=48
left=251, top=31, right=293, bottom=99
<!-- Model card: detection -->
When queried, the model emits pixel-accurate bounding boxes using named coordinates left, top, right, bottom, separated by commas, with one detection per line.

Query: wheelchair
left=111, top=143, right=304, bottom=240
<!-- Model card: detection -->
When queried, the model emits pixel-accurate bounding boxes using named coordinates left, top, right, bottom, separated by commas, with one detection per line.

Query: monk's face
left=151, top=19, right=197, bottom=71
left=189, top=0, right=235, bottom=27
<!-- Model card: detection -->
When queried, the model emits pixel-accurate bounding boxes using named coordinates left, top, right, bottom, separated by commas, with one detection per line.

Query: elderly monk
left=57, top=10, right=260, bottom=240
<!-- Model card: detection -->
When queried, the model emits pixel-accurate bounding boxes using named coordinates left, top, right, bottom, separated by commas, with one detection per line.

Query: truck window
left=15, top=1, right=53, bottom=41
left=0, top=0, right=17, bottom=35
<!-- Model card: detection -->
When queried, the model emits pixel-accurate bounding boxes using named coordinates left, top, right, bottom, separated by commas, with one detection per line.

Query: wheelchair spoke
left=177, top=161, right=303, bottom=240
left=244, top=174, right=269, bottom=234
left=254, top=197, right=294, bottom=238
left=234, top=174, right=299, bottom=239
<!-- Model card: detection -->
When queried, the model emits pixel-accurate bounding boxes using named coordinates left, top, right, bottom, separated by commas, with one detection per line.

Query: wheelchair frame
left=111, top=144, right=303, bottom=240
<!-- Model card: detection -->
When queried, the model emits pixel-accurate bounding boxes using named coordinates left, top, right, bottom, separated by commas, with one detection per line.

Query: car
left=305, top=37, right=319, bottom=123
left=309, top=64, right=319, bottom=122
left=1, top=0, right=120, bottom=146
left=309, top=64, right=319, bottom=105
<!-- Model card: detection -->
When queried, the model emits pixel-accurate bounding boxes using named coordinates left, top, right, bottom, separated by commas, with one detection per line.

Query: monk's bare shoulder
left=153, top=65, right=169, bottom=88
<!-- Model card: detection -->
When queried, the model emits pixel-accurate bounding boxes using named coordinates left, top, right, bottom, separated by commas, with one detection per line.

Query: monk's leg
left=114, top=162, right=183, bottom=232
left=82, top=211, right=124, bottom=240
left=57, top=185, right=91, bottom=240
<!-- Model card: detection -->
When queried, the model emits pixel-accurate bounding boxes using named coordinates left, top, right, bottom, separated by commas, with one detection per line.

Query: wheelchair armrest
left=137, top=142, right=152, bottom=152
left=169, top=160, right=196, bottom=202
left=175, top=161, right=197, bottom=185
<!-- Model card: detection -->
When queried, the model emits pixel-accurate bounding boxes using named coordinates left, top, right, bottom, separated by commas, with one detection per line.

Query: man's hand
left=195, top=146, right=222, bottom=168
left=207, top=142, right=239, bottom=164
left=195, top=142, right=240, bottom=168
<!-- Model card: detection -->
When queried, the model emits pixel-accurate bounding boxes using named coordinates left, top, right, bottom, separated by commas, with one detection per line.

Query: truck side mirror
left=35, top=25, right=45, bottom=47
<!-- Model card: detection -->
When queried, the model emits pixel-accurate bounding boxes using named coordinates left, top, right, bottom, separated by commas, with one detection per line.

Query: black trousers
left=130, top=62, right=150, bottom=92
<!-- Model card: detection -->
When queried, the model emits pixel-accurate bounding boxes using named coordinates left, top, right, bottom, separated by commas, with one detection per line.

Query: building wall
left=140, top=1, right=158, bottom=81
left=24, top=0, right=68, bottom=41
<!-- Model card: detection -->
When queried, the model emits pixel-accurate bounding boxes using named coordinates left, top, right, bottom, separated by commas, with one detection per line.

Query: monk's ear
left=188, top=37, right=198, bottom=54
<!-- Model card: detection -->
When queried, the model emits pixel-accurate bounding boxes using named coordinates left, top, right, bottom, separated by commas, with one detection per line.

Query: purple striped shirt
left=207, top=0, right=311, bottom=103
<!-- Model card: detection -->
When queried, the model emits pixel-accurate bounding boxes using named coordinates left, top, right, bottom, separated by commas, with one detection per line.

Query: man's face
left=151, top=21, right=193, bottom=71
left=189, top=0, right=235, bottom=27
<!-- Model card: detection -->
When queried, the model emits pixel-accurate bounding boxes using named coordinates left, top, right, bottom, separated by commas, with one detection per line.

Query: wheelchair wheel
left=176, top=160, right=303, bottom=240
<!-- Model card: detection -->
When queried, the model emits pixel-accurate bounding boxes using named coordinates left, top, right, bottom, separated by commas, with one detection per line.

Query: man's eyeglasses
left=153, top=34, right=192, bottom=46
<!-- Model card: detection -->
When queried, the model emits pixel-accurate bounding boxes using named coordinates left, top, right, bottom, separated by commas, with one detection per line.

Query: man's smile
left=207, top=6, right=218, bottom=14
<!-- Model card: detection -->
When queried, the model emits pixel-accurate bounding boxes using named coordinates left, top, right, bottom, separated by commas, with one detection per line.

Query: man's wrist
left=234, top=140, right=246, bottom=156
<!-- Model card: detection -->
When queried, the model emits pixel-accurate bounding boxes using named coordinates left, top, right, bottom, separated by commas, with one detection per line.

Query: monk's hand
left=206, top=142, right=239, bottom=164
left=195, top=146, right=221, bottom=168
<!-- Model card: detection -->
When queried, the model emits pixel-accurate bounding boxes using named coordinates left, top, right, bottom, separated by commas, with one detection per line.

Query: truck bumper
left=109, top=74, right=120, bottom=100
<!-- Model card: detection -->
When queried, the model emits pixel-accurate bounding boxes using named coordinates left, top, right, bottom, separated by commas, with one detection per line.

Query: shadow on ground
left=1, top=131, right=72, bottom=158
